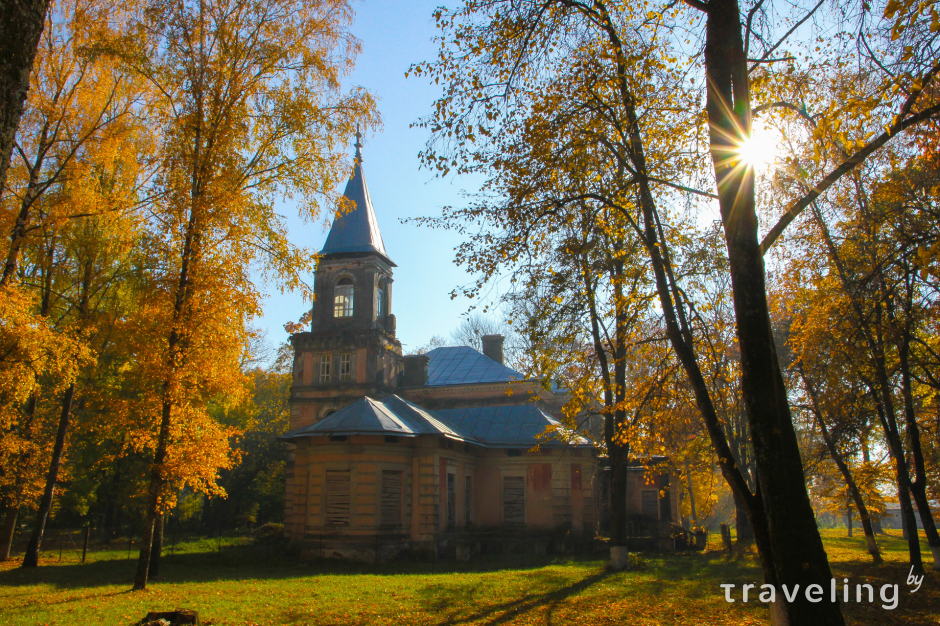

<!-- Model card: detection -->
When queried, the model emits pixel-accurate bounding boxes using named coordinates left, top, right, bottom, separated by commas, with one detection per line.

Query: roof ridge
left=367, top=396, right=410, bottom=431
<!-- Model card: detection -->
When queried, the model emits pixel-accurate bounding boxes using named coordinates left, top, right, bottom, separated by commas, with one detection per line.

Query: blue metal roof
left=380, top=395, right=476, bottom=441
left=321, top=150, right=393, bottom=265
left=434, top=404, right=589, bottom=447
left=281, top=395, right=589, bottom=448
left=280, top=395, right=476, bottom=442
left=425, top=346, right=524, bottom=386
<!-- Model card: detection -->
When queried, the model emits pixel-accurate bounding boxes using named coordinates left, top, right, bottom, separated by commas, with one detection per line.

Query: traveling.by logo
left=719, top=571, right=927, bottom=611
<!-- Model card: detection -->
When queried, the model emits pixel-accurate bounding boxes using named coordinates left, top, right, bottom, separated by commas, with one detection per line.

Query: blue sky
left=258, top=1, right=492, bottom=355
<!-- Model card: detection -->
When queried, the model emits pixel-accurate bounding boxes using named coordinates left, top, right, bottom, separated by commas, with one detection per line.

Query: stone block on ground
left=137, top=609, right=199, bottom=626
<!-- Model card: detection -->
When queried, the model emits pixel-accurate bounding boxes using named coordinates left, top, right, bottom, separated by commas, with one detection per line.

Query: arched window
left=376, top=281, right=386, bottom=318
left=334, top=278, right=354, bottom=317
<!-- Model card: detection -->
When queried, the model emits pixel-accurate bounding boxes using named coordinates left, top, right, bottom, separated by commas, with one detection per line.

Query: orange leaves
left=0, top=284, right=92, bottom=424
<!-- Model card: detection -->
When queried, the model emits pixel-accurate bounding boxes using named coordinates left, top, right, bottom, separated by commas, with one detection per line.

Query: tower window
left=339, top=353, right=352, bottom=382
left=376, top=284, right=385, bottom=318
left=319, top=354, right=331, bottom=383
left=334, top=278, right=354, bottom=317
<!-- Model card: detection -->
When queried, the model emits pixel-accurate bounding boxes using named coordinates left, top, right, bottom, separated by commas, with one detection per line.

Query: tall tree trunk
left=810, top=193, right=921, bottom=574
left=591, top=3, right=787, bottom=615
left=0, top=507, right=19, bottom=560
left=134, top=91, right=203, bottom=586
left=148, top=512, right=164, bottom=578
left=862, top=445, right=887, bottom=535
left=685, top=460, right=698, bottom=525
left=578, top=244, right=631, bottom=569
left=899, top=327, right=940, bottom=569
left=872, top=384, right=923, bottom=573
left=802, top=371, right=883, bottom=563
left=22, top=383, right=74, bottom=567
left=0, top=0, right=51, bottom=202
left=703, top=0, right=843, bottom=623
left=133, top=395, right=173, bottom=590
left=734, top=492, right=755, bottom=546
left=608, top=442, right=629, bottom=561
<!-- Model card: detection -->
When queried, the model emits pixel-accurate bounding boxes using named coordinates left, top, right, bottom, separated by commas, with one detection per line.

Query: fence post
left=720, top=523, right=732, bottom=551
left=82, top=526, right=90, bottom=563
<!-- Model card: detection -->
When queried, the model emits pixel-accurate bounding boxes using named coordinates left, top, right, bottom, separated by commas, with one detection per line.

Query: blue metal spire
left=320, top=128, right=394, bottom=265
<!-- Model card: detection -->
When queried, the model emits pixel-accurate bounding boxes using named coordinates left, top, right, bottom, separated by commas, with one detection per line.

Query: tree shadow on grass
left=0, top=543, right=764, bottom=598
left=417, top=568, right=612, bottom=626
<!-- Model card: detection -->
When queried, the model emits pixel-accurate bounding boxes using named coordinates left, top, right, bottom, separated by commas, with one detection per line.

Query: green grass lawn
left=0, top=530, right=936, bottom=625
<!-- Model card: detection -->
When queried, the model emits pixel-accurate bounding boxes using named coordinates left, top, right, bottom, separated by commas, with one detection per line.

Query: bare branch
left=748, top=0, right=824, bottom=73
left=752, top=100, right=816, bottom=126
left=683, top=0, right=710, bottom=12
left=647, top=174, right=719, bottom=199
left=744, top=0, right=766, bottom=61
left=747, top=56, right=795, bottom=64
left=761, top=101, right=940, bottom=253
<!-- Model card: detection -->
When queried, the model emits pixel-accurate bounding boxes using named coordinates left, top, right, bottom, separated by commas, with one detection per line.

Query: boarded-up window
left=446, top=473, right=456, bottom=529
left=503, top=476, right=525, bottom=524
left=380, top=470, right=402, bottom=528
left=528, top=463, right=552, bottom=491
left=465, top=476, right=473, bottom=526
left=641, top=490, right=659, bottom=520
left=325, top=470, right=351, bottom=526
left=571, top=464, right=582, bottom=490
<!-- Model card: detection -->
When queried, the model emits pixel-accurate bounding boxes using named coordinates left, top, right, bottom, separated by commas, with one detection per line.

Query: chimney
left=481, top=334, right=504, bottom=365
left=402, top=354, right=429, bottom=387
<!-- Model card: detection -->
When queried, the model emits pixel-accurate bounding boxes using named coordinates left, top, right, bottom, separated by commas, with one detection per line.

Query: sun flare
left=737, top=124, right=778, bottom=169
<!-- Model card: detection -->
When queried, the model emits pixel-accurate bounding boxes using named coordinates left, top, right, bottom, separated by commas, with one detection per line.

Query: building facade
left=283, top=139, right=679, bottom=561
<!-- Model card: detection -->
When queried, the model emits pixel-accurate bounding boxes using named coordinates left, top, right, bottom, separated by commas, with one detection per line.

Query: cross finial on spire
left=354, top=124, right=363, bottom=162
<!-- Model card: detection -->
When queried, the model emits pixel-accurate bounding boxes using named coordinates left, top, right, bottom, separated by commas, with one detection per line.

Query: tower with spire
left=287, top=130, right=402, bottom=432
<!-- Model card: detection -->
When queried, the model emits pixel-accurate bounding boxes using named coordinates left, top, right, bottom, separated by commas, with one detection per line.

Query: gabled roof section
left=279, top=395, right=477, bottom=443
left=425, top=346, right=524, bottom=387
left=380, top=395, right=477, bottom=442
left=281, top=396, right=410, bottom=439
left=320, top=144, right=393, bottom=265
left=434, top=404, right=591, bottom=448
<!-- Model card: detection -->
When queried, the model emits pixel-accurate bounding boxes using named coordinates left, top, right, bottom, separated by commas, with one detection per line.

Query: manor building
left=282, top=138, right=677, bottom=561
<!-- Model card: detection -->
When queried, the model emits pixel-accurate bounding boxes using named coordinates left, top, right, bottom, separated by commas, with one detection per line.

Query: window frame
left=333, top=278, right=354, bottom=318
left=339, top=353, right=352, bottom=382
left=319, top=354, right=332, bottom=383
left=376, top=283, right=385, bottom=318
